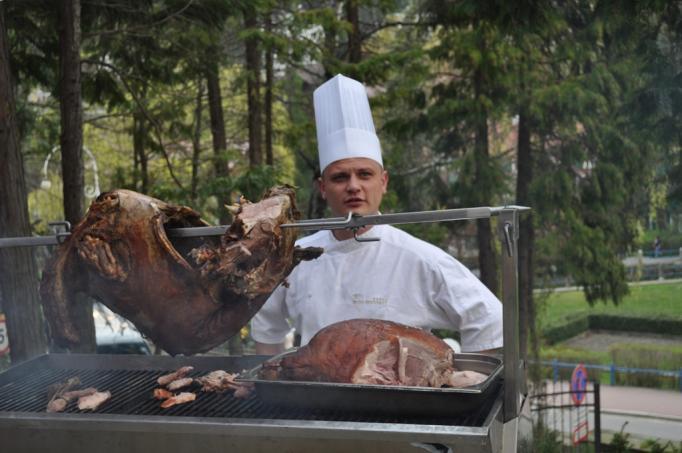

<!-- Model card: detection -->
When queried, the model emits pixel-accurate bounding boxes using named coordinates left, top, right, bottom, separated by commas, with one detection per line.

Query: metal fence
left=543, top=360, right=682, bottom=392
left=530, top=379, right=601, bottom=452
left=641, top=248, right=681, bottom=258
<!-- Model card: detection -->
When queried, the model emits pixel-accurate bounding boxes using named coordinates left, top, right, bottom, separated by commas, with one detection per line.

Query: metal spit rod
left=0, top=205, right=529, bottom=422
left=0, top=206, right=527, bottom=247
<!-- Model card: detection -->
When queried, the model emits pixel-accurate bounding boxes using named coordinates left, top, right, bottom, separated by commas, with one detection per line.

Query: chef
left=251, top=74, right=502, bottom=355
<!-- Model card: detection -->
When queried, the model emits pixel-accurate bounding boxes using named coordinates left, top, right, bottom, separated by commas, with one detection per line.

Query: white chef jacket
left=251, top=225, right=503, bottom=352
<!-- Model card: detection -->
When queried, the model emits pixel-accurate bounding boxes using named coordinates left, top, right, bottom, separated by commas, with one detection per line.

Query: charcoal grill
left=0, top=353, right=505, bottom=453
left=0, top=205, right=531, bottom=452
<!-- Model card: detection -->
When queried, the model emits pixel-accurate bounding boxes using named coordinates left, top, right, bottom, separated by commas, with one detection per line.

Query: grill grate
left=0, top=354, right=496, bottom=426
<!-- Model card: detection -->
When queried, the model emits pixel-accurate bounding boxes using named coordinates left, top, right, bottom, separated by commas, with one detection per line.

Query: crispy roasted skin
left=41, top=187, right=322, bottom=355
left=259, top=319, right=455, bottom=384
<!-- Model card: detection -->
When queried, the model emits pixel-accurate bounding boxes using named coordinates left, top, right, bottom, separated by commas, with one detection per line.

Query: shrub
left=538, top=346, right=610, bottom=381
left=590, top=315, right=682, bottom=336
left=541, top=314, right=682, bottom=345
left=518, top=422, right=564, bottom=453
left=542, top=315, right=590, bottom=345
left=609, top=343, right=682, bottom=390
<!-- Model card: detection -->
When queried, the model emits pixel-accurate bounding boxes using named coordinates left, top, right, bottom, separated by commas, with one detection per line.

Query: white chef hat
left=313, top=74, right=382, bottom=173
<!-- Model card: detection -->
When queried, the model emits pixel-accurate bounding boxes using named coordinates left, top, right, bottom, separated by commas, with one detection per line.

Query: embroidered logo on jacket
left=351, top=293, right=387, bottom=305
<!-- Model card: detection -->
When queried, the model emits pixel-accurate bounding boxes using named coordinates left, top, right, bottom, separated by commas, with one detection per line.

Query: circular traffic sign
left=0, top=313, right=9, bottom=356
left=571, top=364, right=588, bottom=406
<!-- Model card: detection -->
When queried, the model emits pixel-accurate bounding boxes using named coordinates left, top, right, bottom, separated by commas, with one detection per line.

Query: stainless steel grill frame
left=0, top=354, right=505, bottom=453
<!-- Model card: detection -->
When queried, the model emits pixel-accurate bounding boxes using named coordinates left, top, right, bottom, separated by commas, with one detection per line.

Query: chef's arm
left=255, top=341, right=286, bottom=355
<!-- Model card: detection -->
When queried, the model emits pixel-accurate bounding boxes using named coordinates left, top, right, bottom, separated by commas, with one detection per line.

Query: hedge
left=609, top=343, right=682, bottom=389
left=589, top=314, right=682, bottom=336
left=542, top=314, right=682, bottom=345
left=541, top=316, right=589, bottom=345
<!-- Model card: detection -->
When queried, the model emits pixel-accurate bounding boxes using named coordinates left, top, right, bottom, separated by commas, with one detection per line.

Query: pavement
left=622, top=255, right=681, bottom=267
left=599, top=384, right=682, bottom=420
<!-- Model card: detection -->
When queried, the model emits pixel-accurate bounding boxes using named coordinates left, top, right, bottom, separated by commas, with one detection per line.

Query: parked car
left=94, top=303, right=151, bottom=355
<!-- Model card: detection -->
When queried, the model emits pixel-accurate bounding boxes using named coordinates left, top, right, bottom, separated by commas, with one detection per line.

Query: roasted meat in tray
left=239, top=319, right=503, bottom=417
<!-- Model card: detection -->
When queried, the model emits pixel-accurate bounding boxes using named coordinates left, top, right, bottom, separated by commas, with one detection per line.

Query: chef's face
left=319, top=158, right=388, bottom=217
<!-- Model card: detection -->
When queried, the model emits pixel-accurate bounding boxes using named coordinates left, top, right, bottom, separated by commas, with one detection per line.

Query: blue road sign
left=571, top=364, right=588, bottom=406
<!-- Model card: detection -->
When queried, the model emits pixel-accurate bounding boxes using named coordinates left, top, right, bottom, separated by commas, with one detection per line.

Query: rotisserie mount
left=40, top=187, right=322, bottom=355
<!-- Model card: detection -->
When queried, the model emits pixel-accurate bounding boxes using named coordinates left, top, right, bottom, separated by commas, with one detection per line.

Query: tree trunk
left=515, top=108, right=537, bottom=369
left=473, top=66, right=498, bottom=296
left=264, top=12, right=274, bottom=166
left=206, top=58, right=230, bottom=224
left=57, top=0, right=95, bottom=353
left=244, top=7, right=262, bottom=168
left=190, top=80, right=203, bottom=203
left=133, top=111, right=148, bottom=194
left=58, top=0, right=84, bottom=223
left=308, top=170, right=327, bottom=220
left=346, top=0, right=361, bottom=63
left=0, top=6, right=48, bottom=364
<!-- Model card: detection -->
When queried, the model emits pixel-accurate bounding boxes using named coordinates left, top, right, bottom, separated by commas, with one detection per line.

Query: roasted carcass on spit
left=41, top=187, right=322, bottom=355
left=259, top=319, right=487, bottom=388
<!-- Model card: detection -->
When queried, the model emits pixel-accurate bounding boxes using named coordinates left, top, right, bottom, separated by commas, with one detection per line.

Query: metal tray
left=238, top=351, right=503, bottom=418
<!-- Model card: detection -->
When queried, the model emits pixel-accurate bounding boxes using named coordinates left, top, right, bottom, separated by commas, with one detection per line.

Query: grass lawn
left=536, top=281, right=682, bottom=389
left=538, top=281, right=682, bottom=328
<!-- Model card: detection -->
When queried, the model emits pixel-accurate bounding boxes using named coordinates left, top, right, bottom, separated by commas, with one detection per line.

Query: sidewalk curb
left=591, top=408, right=682, bottom=423
left=535, top=277, right=682, bottom=293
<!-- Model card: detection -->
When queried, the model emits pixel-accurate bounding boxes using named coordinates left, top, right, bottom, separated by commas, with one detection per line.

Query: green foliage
left=540, top=283, right=682, bottom=327
left=517, top=422, right=564, bottom=453
left=232, top=165, right=280, bottom=202
left=539, top=283, right=682, bottom=350
left=540, top=345, right=609, bottom=379
left=610, top=423, right=634, bottom=453
left=541, top=314, right=682, bottom=346
left=541, top=316, right=590, bottom=345
left=609, top=343, right=682, bottom=389
left=591, top=315, right=682, bottom=337
left=540, top=342, right=682, bottom=389
left=637, top=229, right=682, bottom=253
left=5, top=1, right=682, bottom=328
left=640, top=439, right=682, bottom=453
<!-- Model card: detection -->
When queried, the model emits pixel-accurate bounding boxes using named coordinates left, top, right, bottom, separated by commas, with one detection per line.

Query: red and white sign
left=0, top=313, right=9, bottom=356
left=571, top=363, right=588, bottom=406
left=572, top=420, right=589, bottom=445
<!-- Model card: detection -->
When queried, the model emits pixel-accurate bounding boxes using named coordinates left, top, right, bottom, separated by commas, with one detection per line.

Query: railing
left=530, top=379, right=601, bottom=452
left=640, top=247, right=682, bottom=258
left=540, top=360, right=682, bottom=392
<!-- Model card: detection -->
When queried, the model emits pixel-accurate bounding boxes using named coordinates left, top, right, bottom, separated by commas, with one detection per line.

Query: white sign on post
left=0, top=313, right=9, bottom=356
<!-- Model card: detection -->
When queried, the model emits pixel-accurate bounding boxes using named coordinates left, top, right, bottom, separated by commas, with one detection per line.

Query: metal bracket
left=48, top=221, right=72, bottom=244
left=353, top=228, right=379, bottom=242
left=503, top=222, right=514, bottom=257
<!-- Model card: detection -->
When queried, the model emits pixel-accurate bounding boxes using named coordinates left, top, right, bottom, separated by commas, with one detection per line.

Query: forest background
left=0, top=0, right=681, bottom=365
